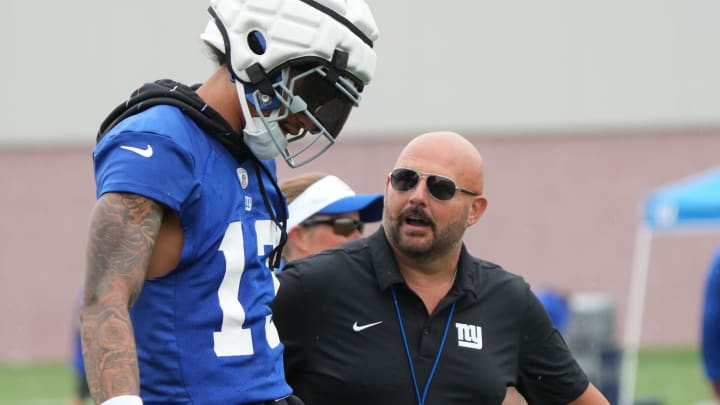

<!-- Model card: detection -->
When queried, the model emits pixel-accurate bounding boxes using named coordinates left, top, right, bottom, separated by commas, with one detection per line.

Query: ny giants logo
left=455, top=322, right=483, bottom=350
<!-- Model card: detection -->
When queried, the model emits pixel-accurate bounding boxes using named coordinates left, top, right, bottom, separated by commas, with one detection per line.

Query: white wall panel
left=2, top=0, right=720, bottom=145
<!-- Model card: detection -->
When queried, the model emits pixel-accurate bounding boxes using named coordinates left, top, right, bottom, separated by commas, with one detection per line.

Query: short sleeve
left=518, top=286, right=589, bottom=404
left=93, top=130, right=198, bottom=211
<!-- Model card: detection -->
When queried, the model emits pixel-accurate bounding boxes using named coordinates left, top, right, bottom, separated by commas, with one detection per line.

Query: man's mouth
left=281, top=122, right=306, bottom=138
left=401, top=208, right=433, bottom=230
left=405, top=215, right=430, bottom=227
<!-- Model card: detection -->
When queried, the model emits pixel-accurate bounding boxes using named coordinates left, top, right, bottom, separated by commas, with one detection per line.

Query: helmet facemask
left=238, top=62, right=362, bottom=167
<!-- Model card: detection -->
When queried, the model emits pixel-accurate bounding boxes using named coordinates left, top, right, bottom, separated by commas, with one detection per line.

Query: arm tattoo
left=81, top=192, right=164, bottom=402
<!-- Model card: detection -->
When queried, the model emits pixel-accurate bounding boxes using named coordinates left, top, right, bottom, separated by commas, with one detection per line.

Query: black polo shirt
left=272, top=228, right=589, bottom=405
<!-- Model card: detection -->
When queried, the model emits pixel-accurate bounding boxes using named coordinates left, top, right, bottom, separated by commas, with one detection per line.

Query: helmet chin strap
left=235, top=74, right=290, bottom=161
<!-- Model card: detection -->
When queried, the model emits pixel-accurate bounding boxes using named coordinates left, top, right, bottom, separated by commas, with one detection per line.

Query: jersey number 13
left=213, top=221, right=281, bottom=357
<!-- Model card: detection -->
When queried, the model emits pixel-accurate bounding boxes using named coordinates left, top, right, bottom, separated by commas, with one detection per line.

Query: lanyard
left=390, top=287, right=456, bottom=405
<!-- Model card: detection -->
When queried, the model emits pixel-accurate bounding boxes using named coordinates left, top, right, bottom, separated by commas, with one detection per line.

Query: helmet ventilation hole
left=247, top=31, right=267, bottom=55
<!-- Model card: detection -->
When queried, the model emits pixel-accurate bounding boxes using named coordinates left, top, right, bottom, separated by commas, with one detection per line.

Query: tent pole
left=619, top=226, right=653, bottom=405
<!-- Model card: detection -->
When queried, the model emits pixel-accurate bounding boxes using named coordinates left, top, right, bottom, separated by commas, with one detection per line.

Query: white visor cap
left=287, top=175, right=383, bottom=231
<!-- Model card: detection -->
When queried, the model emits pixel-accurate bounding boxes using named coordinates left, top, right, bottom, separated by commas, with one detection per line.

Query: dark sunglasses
left=300, top=217, right=365, bottom=237
left=390, top=167, right=480, bottom=201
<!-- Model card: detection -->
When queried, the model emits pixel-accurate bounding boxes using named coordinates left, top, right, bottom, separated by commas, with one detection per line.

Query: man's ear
left=466, top=195, right=488, bottom=227
left=287, top=227, right=303, bottom=243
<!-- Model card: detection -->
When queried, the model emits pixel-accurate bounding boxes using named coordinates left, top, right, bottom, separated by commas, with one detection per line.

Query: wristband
left=100, top=395, right=143, bottom=405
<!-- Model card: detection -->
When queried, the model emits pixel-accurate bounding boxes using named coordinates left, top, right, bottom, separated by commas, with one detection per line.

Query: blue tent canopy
left=621, top=166, right=720, bottom=405
left=643, top=167, right=720, bottom=230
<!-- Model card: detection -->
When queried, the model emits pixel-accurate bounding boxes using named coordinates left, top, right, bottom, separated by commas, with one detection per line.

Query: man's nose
left=407, top=178, right=431, bottom=203
left=294, top=112, right=316, bottom=133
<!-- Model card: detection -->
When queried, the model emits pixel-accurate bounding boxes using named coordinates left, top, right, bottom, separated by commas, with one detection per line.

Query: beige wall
left=1, top=129, right=718, bottom=362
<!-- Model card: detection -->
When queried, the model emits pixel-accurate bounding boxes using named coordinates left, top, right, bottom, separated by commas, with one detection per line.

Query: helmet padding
left=201, top=0, right=379, bottom=86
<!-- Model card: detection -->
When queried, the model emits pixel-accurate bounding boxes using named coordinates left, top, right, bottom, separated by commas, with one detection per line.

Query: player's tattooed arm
left=81, top=192, right=164, bottom=403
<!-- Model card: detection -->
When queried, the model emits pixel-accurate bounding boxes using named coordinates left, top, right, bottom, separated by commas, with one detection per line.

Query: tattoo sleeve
left=80, top=192, right=164, bottom=403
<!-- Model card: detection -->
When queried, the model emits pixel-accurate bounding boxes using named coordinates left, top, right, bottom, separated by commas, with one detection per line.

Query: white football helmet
left=201, top=0, right=379, bottom=167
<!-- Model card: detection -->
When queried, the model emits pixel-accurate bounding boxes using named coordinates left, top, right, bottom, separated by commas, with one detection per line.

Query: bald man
left=272, top=131, right=609, bottom=405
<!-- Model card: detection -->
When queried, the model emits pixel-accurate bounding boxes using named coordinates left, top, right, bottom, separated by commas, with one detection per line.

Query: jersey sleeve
left=703, top=248, right=720, bottom=380
left=517, top=285, right=589, bottom=404
left=93, top=130, right=198, bottom=211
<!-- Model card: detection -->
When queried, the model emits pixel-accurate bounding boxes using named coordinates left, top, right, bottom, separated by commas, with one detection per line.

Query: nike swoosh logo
left=120, top=144, right=154, bottom=158
left=352, top=321, right=383, bottom=332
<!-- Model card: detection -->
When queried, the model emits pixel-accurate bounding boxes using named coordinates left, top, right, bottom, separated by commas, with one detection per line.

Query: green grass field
left=0, top=347, right=714, bottom=405
left=633, top=347, right=715, bottom=405
left=0, top=361, right=75, bottom=404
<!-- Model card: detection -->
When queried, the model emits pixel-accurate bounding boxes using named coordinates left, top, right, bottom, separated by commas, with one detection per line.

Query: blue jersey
left=703, top=247, right=720, bottom=380
left=93, top=105, right=291, bottom=404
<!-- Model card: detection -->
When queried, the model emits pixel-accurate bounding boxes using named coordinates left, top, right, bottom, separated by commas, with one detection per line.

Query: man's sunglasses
left=389, top=167, right=480, bottom=201
left=300, top=217, right=365, bottom=237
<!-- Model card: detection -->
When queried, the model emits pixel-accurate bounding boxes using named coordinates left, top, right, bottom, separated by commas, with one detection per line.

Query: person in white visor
left=280, top=172, right=383, bottom=267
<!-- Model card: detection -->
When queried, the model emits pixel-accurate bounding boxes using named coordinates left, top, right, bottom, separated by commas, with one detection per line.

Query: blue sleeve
left=703, top=248, right=720, bottom=380
left=93, top=130, right=198, bottom=211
